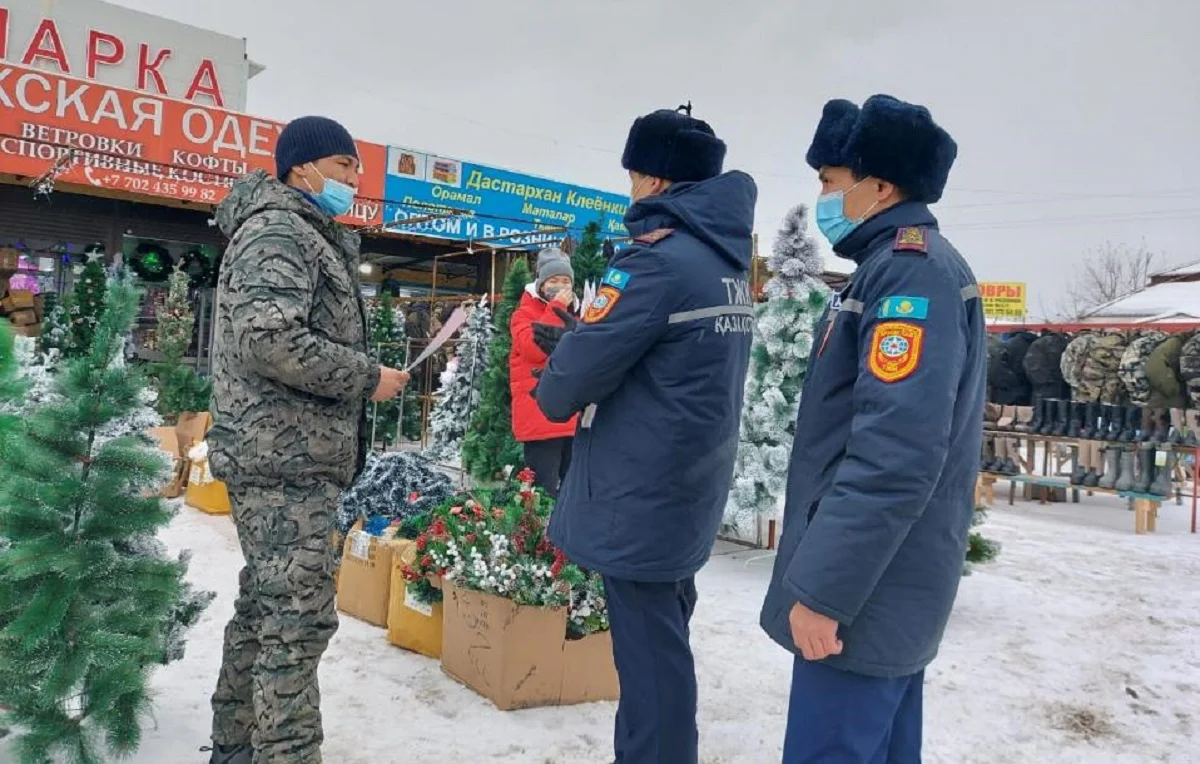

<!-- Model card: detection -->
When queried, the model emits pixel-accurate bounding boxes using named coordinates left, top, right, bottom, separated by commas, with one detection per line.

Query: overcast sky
left=118, top=0, right=1200, bottom=318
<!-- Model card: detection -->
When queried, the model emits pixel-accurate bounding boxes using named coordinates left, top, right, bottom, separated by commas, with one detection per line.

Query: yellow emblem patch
left=583, top=285, right=622, bottom=324
left=893, top=227, right=927, bottom=253
left=867, top=321, right=925, bottom=383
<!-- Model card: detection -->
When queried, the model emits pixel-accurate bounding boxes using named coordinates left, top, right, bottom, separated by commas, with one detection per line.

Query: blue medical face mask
left=304, top=165, right=356, bottom=218
left=815, top=179, right=878, bottom=246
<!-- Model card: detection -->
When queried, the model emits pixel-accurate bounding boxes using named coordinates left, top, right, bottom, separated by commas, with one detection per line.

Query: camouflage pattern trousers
left=211, top=481, right=342, bottom=764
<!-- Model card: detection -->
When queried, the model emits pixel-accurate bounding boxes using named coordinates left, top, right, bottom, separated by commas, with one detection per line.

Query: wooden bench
left=979, top=471, right=1163, bottom=534
left=1005, top=474, right=1071, bottom=506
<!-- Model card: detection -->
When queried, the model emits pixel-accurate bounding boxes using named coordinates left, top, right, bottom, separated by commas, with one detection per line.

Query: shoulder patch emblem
left=878, top=296, right=929, bottom=320
left=583, top=285, right=622, bottom=324
left=634, top=227, right=675, bottom=245
left=868, top=321, right=925, bottom=383
left=601, top=267, right=632, bottom=291
left=893, top=227, right=927, bottom=253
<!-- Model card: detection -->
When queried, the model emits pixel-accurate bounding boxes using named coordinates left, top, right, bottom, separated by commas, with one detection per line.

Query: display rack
left=977, top=429, right=1198, bottom=534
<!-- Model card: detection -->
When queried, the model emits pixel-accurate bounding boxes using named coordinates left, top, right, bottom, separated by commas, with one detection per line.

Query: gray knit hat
left=535, top=247, right=574, bottom=294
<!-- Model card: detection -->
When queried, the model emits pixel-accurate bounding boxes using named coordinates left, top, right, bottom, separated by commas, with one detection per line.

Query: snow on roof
left=1082, top=280, right=1200, bottom=320
left=1152, top=259, right=1200, bottom=279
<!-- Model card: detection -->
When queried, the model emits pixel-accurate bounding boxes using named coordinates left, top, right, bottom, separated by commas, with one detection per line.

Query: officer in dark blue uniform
left=759, top=95, right=986, bottom=763
left=532, top=107, right=756, bottom=764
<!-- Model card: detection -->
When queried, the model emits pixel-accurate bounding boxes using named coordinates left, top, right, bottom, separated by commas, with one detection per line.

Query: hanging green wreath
left=129, top=241, right=174, bottom=282
left=180, top=247, right=217, bottom=288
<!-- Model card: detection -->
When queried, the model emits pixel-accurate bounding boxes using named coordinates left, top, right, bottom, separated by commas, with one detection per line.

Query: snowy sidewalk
left=4, top=498, right=1197, bottom=763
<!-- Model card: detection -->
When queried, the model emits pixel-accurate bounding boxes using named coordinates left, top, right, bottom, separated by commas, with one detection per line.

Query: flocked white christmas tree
left=425, top=296, right=493, bottom=464
left=724, top=205, right=829, bottom=538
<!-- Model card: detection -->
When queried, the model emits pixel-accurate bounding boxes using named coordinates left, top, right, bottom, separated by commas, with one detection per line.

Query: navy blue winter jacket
left=760, top=202, right=987, bottom=678
left=536, top=172, right=756, bottom=582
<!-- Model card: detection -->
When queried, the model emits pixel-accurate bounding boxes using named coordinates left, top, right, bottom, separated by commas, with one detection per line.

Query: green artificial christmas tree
left=66, top=250, right=109, bottom=359
left=963, top=505, right=1002, bottom=575
left=150, top=266, right=211, bottom=422
left=724, top=205, right=829, bottom=539
left=462, top=257, right=531, bottom=481
left=367, top=292, right=420, bottom=445
left=571, top=221, right=608, bottom=298
left=0, top=279, right=211, bottom=764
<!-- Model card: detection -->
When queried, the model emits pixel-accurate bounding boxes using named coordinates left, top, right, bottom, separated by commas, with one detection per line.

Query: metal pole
left=369, top=339, right=380, bottom=448
left=396, top=337, right=411, bottom=451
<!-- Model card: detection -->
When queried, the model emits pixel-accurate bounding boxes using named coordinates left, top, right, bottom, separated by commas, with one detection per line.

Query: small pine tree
left=426, top=296, right=494, bottom=464
left=366, top=292, right=419, bottom=445
left=963, top=505, right=1002, bottom=575
left=462, top=258, right=531, bottom=481
left=0, top=279, right=211, bottom=763
left=151, top=266, right=210, bottom=422
left=724, top=205, right=829, bottom=537
left=66, top=253, right=109, bottom=359
left=571, top=221, right=608, bottom=298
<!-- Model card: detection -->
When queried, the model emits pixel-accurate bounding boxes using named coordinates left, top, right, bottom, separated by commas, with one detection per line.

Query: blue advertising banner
left=382, top=145, right=629, bottom=245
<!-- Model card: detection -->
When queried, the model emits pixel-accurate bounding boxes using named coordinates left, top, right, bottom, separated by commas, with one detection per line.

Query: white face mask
left=543, top=284, right=568, bottom=300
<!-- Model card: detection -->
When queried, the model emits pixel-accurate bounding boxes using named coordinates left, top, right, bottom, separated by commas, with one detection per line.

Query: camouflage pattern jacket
left=1145, top=333, right=1187, bottom=409
left=1117, top=331, right=1167, bottom=406
left=208, top=171, right=381, bottom=490
left=1060, top=333, right=1094, bottom=399
left=1181, top=333, right=1200, bottom=409
left=1075, top=331, right=1128, bottom=404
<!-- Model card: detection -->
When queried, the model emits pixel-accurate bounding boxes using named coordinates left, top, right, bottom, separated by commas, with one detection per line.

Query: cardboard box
left=175, top=412, right=212, bottom=453
left=8, top=309, right=37, bottom=327
left=0, top=248, right=18, bottom=277
left=386, top=539, right=443, bottom=659
left=336, top=525, right=395, bottom=627
left=12, top=323, right=41, bottom=338
left=1, top=290, right=35, bottom=314
left=184, top=457, right=231, bottom=514
left=33, top=294, right=45, bottom=322
left=441, top=586, right=620, bottom=710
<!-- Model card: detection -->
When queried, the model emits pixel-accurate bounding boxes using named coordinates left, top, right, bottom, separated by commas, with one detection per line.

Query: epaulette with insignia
left=634, top=227, right=675, bottom=245
left=893, top=227, right=927, bottom=254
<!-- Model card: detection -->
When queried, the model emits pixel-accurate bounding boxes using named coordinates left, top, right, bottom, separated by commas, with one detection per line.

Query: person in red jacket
left=510, top=247, right=580, bottom=496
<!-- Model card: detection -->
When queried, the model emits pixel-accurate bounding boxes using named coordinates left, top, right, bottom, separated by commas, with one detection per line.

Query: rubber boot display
left=998, top=406, right=1018, bottom=432
left=1103, top=404, right=1122, bottom=441
left=1026, top=399, right=1045, bottom=434
left=1148, top=450, right=1177, bottom=497
left=999, top=438, right=1019, bottom=475
left=1081, top=441, right=1101, bottom=487
left=1150, top=408, right=1170, bottom=444
left=1051, top=399, right=1070, bottom=437
left=1139, top=407, right=1157, bottom=444
left=1131, top=448, right=1155, bottom=494
left=1015, top=405, right=1034, bottom=434
left=1168, top=409, right=1185, bottom=445
left=1118, top=405, right=1142, bottom=443
left=1113, top=450, right=1136, bottom=492
left=1067, top=401, right=1086, bottom=439
left=1186, top=410, right=1200, bottom=447
left=1070, top=442, right=1088, bottom=485
left=1098, top=447, right=1121, bottom=489
left=981, top=439, right=995, bottom=472
left=1079, top=401, right=1100, bottom=440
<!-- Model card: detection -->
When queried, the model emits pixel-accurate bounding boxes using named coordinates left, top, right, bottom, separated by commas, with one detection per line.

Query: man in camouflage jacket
left=205, top=117, right=408, bottom=764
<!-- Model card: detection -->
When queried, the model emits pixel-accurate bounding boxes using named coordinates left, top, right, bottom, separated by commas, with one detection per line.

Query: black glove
left=532, top=307, right=578, bottom=357
left=529, top=367, right=542, bottom=399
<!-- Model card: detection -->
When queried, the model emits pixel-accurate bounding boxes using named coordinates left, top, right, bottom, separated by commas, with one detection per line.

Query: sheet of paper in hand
left=405, top=306, right=468, bottom=371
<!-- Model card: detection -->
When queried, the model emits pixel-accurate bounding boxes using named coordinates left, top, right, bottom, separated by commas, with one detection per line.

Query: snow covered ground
left=4, top=494, right=1198, bottom=763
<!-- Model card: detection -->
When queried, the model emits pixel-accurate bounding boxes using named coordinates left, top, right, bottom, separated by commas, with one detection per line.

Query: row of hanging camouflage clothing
left=982, top=328, right=1200, bottom=497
